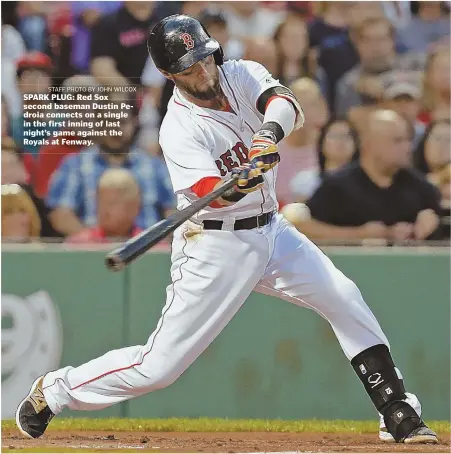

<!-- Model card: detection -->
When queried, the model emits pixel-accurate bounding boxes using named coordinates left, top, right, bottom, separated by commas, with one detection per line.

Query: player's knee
left=151, top=370, right=180, bottom=390
left=322, top=274, right=362, bottom=306
left=137, top=366, right=181, bottom=392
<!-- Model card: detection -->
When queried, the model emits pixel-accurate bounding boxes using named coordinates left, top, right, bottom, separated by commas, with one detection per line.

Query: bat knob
left=105, top=253, right=125, bottom=272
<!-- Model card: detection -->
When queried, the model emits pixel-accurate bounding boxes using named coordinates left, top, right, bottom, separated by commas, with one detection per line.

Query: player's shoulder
left=221, top=59, right=267, bottom=76
left=160, top=101, right=197, bottom=135
left=160, top=99, right=206, bottom=147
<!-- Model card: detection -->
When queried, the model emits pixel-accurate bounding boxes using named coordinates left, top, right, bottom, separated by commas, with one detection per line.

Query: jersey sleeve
left=237, top=60, right=284, bottom=112
left=236, top=60, right=304, bottom=129
left=159, top=116, right=221, bottom=194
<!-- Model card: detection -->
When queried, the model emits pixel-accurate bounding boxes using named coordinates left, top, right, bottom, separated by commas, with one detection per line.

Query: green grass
left=2, top=418, right=450, bottom=434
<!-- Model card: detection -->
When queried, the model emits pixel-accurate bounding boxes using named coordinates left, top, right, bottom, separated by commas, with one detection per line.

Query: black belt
left=203, top=211, right=274, bottom=231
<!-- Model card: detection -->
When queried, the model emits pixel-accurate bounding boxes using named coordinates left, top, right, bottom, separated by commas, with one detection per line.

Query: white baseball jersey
left=159, top=59, right=302, bottom=221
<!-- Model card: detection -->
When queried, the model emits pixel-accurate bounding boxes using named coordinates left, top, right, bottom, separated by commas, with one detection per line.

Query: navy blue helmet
left=147, top=14, right=224, bottom=74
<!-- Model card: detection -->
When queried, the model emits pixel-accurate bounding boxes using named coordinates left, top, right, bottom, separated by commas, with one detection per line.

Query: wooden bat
left=105, top=177, right=237, bottom=272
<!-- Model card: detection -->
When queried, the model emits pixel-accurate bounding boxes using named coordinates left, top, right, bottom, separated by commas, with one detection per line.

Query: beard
left=178, top=75, right=222, bottom=101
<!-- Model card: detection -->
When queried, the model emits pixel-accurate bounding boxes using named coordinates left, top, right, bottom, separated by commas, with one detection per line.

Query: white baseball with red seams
left=41, top=60, right=421, bottom=432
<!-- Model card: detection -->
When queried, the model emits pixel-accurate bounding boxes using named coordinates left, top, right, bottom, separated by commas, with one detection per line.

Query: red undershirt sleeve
left=191, top=176, right=223, bottom=208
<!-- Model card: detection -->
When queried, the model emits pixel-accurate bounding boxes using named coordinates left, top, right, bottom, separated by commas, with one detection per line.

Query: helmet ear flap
left=214, top=47, right=224, bottom=66
left=200, top=23, right=224, bottom=66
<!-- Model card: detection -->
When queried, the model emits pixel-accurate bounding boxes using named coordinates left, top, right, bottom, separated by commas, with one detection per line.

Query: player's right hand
left=231, top=163, right=264, bottom=194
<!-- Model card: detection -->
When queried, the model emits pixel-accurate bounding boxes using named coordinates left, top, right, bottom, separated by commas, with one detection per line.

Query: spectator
left=47, top=99, right=175, bottom=236
left=382, top=1, right=413, bottom=31
left=1, top=183, right=41, bottom=243
left=34, top=75, right=100, bottom=197
left=290, top=118, right=359, bottom=202
left=10, top=52, right=58, bottom=157
left=399, top=1, right=450, bottom=53
left=177, top=1, right=208, bottom=19
left=1, top=21, right=26, bottom=117
left=242, top=37, right=278, bottom=76
left=317, top=1, right=385, bottom=111
left=336, top=17, right=425, bottom=119
left=419, top=46, right=450, bottom=124
left=381, top=75, right=425, bottom=148
left=297, top=110, right=443, bottom=243
left=308, top=1, right=351, bottom=48
left=2, top=137, right=28, bottom=185
left=413, top=120, right=451, bottom=228
left=223, top=1, right=286, bottom=40
left=17, top=2, right=49, bottom=53
left=198, top=9, right=244, bottom=60
left=2, top=96, right=10, bottom=136
left=90, top=1, right=158, bottom=87
left=2, top=136, right=60, bottom=239
left=66, top=168, right=142, bottom=243
left=2, top=20, right=26, bottom=60
left=276, top=77, right=329, bottom=205
left=273, top=14, right=318, bottom=87
left=70, top=1, right=122, bottom=73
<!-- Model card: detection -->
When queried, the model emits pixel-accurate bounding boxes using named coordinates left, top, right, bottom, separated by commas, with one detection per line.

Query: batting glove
left=232, top=163, right=264, bottom=194
left=248, top=130, right=280, bottom=173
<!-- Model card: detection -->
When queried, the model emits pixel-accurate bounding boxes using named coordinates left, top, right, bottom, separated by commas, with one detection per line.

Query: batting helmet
left=147, top=14, right=224, bottom=74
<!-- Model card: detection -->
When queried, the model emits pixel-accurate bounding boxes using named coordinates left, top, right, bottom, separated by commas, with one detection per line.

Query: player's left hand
left=249, top=130, right=280, bottom=173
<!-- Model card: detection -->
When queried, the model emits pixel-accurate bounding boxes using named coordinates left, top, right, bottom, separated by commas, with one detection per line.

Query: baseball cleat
left=379, top=427, right=395, bottom=442
left=16, top=376, right=54, bottom=438
left=403, top=423, right=438, bottom=444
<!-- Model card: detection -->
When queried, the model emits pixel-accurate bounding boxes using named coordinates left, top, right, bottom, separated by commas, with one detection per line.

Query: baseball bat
left=105, top=176, right=238, bottom=272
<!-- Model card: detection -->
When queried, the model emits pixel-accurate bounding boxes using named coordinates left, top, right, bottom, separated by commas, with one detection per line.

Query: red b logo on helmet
left=181, top=33, right=194, bottom=50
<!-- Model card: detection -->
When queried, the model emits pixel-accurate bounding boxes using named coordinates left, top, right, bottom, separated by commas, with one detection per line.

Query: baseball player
left=17, top=15, right=437, bottom=445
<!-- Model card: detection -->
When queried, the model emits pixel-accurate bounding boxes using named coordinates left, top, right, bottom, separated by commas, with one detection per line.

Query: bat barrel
left=104, top=177, right=238, bottom=271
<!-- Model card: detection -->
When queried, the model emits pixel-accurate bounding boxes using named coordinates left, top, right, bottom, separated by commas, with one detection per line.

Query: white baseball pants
left=42, top=213, right=420, bottom=419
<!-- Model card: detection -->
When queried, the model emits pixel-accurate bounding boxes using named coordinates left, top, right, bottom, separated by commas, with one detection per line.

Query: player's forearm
left=213, top=180, right=240, bottom=207
left=261, top=97, right=297, bottom=142
left=49, top=208, right=85, bottom=236
left=294, top=218, right=369, bottom=241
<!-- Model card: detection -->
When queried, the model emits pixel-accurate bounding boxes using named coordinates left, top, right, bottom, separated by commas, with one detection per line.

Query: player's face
left=171, top=55, right=221, bottom=101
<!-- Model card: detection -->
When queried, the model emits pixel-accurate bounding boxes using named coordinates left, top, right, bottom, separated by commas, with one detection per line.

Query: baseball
left=280, top=203, right=311, bottom=223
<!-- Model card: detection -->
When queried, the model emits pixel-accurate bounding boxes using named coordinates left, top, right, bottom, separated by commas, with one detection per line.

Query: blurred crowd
left=1, top=1, right=450, bottom=245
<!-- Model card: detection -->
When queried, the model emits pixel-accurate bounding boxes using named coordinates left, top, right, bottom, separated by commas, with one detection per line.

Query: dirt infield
left=2, top=429, right=450, bottom=453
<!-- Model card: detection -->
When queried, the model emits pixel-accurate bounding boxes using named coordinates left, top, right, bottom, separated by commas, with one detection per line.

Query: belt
left=203, top=211, right=274, bottom=231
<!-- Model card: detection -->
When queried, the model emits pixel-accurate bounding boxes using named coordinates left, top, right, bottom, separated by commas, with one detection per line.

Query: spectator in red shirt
left=66, top=168, right=142, bottom=244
